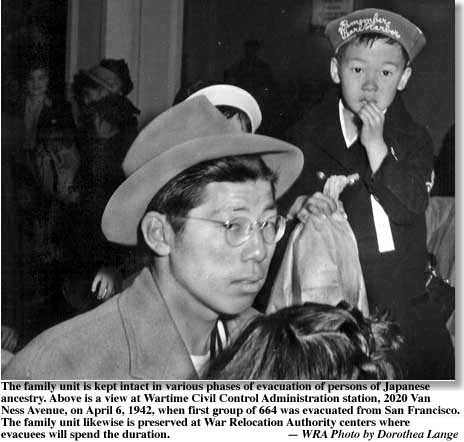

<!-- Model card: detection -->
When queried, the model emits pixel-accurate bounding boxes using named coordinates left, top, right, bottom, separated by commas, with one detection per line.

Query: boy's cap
left=101, top=96, right=303, bottom=245
left=325, top=8, right=426, bottom=61
left=186, top=84, right=262, bottom=133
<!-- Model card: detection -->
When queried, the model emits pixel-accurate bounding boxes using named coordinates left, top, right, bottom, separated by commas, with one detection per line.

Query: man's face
left=168, top=179, right=277, bottom=318
left=330, top=39, right=411, bottom=114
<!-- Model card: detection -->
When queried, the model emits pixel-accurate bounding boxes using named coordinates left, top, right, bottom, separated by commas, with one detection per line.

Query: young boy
left=283, top=8, right=453, bottom=379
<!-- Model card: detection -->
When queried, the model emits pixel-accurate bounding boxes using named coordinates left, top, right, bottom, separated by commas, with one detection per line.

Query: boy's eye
left=351, top=67, right=363, bottom=74
left=382, top=70, right=393, bottom=77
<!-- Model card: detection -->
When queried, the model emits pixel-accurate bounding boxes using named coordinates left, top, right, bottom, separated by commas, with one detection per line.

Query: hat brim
left=102, top=133, right=303, bottom=245
left=82, top=69, right=121, bottom=94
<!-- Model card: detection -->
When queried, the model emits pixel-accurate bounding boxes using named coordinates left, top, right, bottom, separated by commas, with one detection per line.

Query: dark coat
left=281, top=89, right=434, bottom=317
left=278, top=89, right=453, bottom=379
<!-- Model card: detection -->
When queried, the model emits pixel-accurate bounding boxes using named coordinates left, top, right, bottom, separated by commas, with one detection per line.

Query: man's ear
left=141, top=211, right=172, bottom=256
left=330, top=57, right=341, bottom=84
left=397, top=66, right=412, bottom=91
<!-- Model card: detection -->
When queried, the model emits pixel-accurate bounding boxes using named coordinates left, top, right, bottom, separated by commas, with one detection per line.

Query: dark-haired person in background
left=204, top=301, right=404, bottom=380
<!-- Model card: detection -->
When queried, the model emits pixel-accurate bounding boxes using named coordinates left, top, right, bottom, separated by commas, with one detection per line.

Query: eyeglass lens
left=226, top=216, right=285, bottom=246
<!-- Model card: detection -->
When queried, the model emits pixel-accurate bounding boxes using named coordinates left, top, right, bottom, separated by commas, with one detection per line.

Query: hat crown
left=102, top=96, right=304, bottom=245
left=325, top=8, right=426, bottom=61
left=122, top=96, right=239, bottom=176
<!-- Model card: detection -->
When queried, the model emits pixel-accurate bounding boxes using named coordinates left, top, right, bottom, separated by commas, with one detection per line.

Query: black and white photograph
left=1, top=0, right=455, bottom=384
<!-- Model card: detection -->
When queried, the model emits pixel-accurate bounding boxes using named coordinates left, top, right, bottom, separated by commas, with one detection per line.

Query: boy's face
left=330, top=39, right=412, bottom=115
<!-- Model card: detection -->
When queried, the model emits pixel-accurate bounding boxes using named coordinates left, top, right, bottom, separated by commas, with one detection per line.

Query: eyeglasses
left=173, top=214, right=286, bottom=247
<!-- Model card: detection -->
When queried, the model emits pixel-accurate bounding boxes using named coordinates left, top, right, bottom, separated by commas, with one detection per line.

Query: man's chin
left=216, top=294, right=256, bottom=316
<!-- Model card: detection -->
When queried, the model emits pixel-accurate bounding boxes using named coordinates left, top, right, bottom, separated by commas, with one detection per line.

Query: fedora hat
left=102, top=96, right=303, bottom=245
left=186, top=84, right=262, bottom=133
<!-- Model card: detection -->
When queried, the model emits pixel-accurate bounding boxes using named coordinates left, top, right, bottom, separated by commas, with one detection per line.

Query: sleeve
left=364, top=127, right=434, bottom=225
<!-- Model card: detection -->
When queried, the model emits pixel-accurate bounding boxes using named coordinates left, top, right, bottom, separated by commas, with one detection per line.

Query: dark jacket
left=278, top=89, right=454, bottom=379
left=281, top=89, right=434, bottom=316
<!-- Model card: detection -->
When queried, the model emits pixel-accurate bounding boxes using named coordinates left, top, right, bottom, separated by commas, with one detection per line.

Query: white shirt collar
left=339, top=99, right=358, bottom=148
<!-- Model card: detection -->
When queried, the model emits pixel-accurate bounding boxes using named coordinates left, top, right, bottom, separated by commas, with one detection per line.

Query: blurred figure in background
left=224, top=40, right=286, bottom=136
left=5, top=57, right=76, bottom=346
left=67, top=94, right=140, bottom=308
left=72, top=58, right=138, bottom=137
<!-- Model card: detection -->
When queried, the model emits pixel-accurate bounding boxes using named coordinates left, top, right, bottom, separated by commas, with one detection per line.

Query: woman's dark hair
left=145, top=154, right=277, bottom=235
left=87, top=94, right=140, bottom=130
left=336, top=32, right=410, bottom=67
left=100, top=58, right=134, bottom=96
left=23, top=58, right=49, bottom=82
left=204, top=301, right=404, bottom=380
left=72, top=71, right=103, bottom=104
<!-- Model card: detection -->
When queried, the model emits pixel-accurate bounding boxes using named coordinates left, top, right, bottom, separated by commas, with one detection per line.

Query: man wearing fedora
left=4, top=95, right=307, bottom=379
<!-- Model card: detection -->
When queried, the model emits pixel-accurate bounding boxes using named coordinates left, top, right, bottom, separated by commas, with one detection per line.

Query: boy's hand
left=287, top=192, right=337, bottom=223
left=358, top=102, right=388, bottom=173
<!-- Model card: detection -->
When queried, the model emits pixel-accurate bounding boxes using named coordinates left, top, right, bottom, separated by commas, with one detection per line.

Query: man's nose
left=241, top=229, right=267, bottom=262
left=362, top=71, right=378, bottom=91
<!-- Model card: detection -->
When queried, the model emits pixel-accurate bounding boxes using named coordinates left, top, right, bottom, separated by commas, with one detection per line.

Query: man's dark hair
left=335, top=32, right=410, bottom=67
left=145, top=154, right=277, bottom=235
left=216, top=105, right=252, bottom=133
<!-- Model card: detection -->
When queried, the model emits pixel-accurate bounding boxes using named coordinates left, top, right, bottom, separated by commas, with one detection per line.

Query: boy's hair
left=335, top=32, right=410, bottom=67
left=204, top=301, right=404, bottom=380
left=144, top=154, right=277, bottom=235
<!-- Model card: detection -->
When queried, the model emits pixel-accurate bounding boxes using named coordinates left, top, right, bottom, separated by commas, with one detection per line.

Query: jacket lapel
left=309, top=90, right=355, bottom=173
left=382, top=94, right=414, bottom=161
left=118, top=268, right=197, bottom=379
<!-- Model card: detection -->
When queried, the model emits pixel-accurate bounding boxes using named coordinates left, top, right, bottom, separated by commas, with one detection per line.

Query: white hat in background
left=186, top=84, right=262, bottom=133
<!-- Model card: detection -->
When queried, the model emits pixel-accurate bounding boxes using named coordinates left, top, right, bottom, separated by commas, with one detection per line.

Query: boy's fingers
left=287, top=195, right=308, bottom=219
left=358, top=109, right=372, bottom=126
left=347, top=173, right=360, bottom=184
left=306, top=193, right=337, bottom=216
left=362, top=104, right=384, bottom=124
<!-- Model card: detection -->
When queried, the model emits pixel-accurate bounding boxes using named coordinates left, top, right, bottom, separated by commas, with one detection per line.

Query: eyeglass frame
left=169, top=213, right=287, bottom=247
